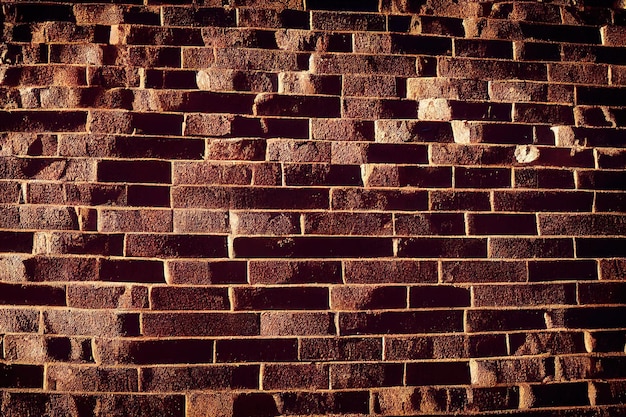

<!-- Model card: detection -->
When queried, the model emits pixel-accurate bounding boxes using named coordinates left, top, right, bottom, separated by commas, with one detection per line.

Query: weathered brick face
left=1, top=0, right=626, bottom=415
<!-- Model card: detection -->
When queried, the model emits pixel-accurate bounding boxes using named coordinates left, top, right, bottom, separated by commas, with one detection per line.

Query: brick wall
left=1, top=0, right=626, bottom=415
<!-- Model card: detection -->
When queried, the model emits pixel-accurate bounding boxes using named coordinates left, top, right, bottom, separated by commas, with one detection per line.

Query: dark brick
left=563, top=307, right=626, bottom=329
left=467, top=213, right=537, bottom=235
left=284, top=164, right=362, bottom=186
left=395, top=213, right=465, bottom=236
left=397, top=238, right=487, bottom=258
left=430, top=191, right=491, bottom=211
left=0, top=364, right=44, bottom=388
left=528, top=383, right=589, bottom=408
left=249, top=260, right=341, bottom=284
left=0, top=231, right=33, bottom=253
left=391, top=34, right=452, bottom=56
left=528, top=260, right=597, bottom=282
left=97, top=160, right=171, bottom=184
left=409, top=285, right=470, bottom=308
left=233, top=236, right=393, bottom=258
left=455, top=39, right=513, bottom=59
left=0, top=111, right=87, bottom=133
left=579, top=282, right=626, bottom=305
left=263, top=364, right=329, bottom=390
left=441, top=261, right=527, bottom=283
left=577, top=86, right=626, bottom=106
left=576, top=238, right=626, bottom=258
left=99, top=259, right=165, bottom=283
left=474, top=283, right=576, bottom=307
left=277, top=391, right=370, bottom=415
left=142, top=365, right=258, bottom=391
left=406, top=361, right=470, bottom=386
left=366, top=143, right=428, bottom=164
left=233, top=287, right=328, bottom=310
left=590, top=331, right=626, bottom=353
left=509, top=332, right=586, bottom=356
left=126, top=234, right=228, bottom=258
left=301, top=337, right=382, bottom=361
left=231, top=393, right=279, bottom=417
left=127, top=185, right=170, bottom=207
left=520, top=22, right=601, bottom=44
left=142, top=312, right=259, bottom=337
left=216, top=338, right=297, bottom=362
left=331, top=286, right=406, bottom=310
left=466, top=309, right=546, bottom=332
left=597, top=192, right=626, bottom=212
left=0, top=283, right=65, bottom=307
left=514, top=168, right=576, bottom=189
left=490, top=238, right=575, bottom=259
left=494, top=191, right=594, bottom=212
left=151, top=287, right=229, bottom=310
left=455, top=167, right=511, bottom=188
left=578, top=170, right=626, bottom=191
left=9, top=4, right=75, bottom=23
left=312, top=11, right=385, bottom=31
left=254, top=94, right=340, bottom=118
left=339, top=311, right=464, bottom=335
left=344, top=260, right=438, bottom=284
left=23, top=257, right=98, bottom=282
left=162, top=6, right=236, bottom=26
left=306, top=0, right=378, bottom=11
left=331, top=363, right=403, bottom=389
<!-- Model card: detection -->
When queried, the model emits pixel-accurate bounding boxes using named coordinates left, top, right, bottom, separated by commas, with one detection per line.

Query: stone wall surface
left=1, top=0, right=626, bottom=415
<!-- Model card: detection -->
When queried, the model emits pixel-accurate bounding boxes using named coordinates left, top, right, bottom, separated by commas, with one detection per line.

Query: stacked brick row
left=1, top=0, right=626, bottom=415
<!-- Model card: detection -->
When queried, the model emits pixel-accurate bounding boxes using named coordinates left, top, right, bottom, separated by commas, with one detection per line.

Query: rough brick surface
left=1, top=1, right=626, bottom=416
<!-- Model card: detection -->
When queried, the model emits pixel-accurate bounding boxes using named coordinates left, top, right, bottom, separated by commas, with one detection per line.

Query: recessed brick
left=216, top=338, right=297, bottom=362
left=344, top=260, right=438, bottom=284
left=397, top=238, right=487, bottom=258
left=126, top=234, right=228, bottom=258
left=142, top=312, right=259, bottom=337
left=339, top=311, right=464, bottom=335
left=233, top=236, right=393, bottom=258
left=331, top=363, right=403, bottom=389
left=263, top=363, right=329, bottom=390
left=409, top=285, right=470, bottom=308
left=141, top=365, right=258, bottom=392
left=249, top=260, right=341, bottom=284
left=331, top=286, right=407, bottom=310
left=406, top=361, right=470, bottom=386
left=233, top=287, right=329, bottom=310
left=97, top=160, right=171, bottom=184
left=467, top=213, right=537, bottom=235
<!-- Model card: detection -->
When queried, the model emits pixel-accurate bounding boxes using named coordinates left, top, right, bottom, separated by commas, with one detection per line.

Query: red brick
left=197, top=68, right=277, bottom=93
left=600, top=259, right=626, bottom=281
left=4, top=334, right=93, bottom=363
left=206, top=139, right=266, bottom=161
left=150, top=286, right=229, bottom=310
left=430, top=143, right=516, bottom=166
left=0, top=65, right=87, bottom=87
left=439, top=57, right=547, bottom=81
left=494, top=191, right=594, bottom=212
left=279, top=72, right=341, bottom=95
left=474, top=283, right=576, bottom=307
left=162, top=6, right=236, bottom=26
left=344, top=260, right=438, bottom=284
left=238, top=9, right=309, bottom=29
left=385, top=335, right=467, bottom=360
left=231, top=211, right=299, bottom=235
left=312, top=118, right=375, bottom=141
left=466, top=309, right=546, bottom=332
left=97, top=160, right=171, bottom=184
left=514, top=168, right=576, bottom=189
left=300, top=337, right=382, bottom=361
left=343, top=75, right=400, bottom=98
left=471, top=357, right=552, bottom=386
left=312, top=11, right=385, bottom=31
left=267, top=141, right=331, bottom=162
left=332, top=188, right=428, bottom=211
left=95, top=338, right=214, bottom=365
left=141, top=365, right=258, bottom=392
left=343, top=97, right=418, bottom=119
left=407, top=78, right=488, bottom=101
left=67, top=284, right=148, bottom=309
left=467, top=213, right=537, bottom=235
left=331, top=286, right=407, bottom=310
left=233, top=286, right=328, bottom=310
left=442, top=260, right=527, bottom=283
left=254, top=93, right=340, bottom=118
left=339, top=311, right=464, bottom=335
left=263, top=364, right=329, bottom=390
left=142, top=312, right=259, bottom=337
left=249, top=260, right=340, bottom=284
left=43, top=310, right=139, bottom=337
left=285, top=163, right=362, bottom=186
left=331, top=363, right=403, bottom=389
left=304, top=212, right=392, bottom=235
left=213, top=48, right=309, bottom=72
left=216, top=338, right=297, bottom=362
left=126, top=234, right=228, bottom=258
left=395, top=213, right=465, bottom=236
left=166, top=260, right=246, bottom=285
left=47, top=364, right=138, bottom=392
left=99, top=259, right=165, bottom=284
left=35, top=232, right=123, bottom=256
left=0, top=110, right=88, bottom=133
left=260, top=312, right=335, bottom=336
left=549, top=63, right=608, bottom=85
left=430, top=191, right=491, bottom=211
left=23, top=256, right=99, bottom=282
left=275, top=29, right=352, bottom=52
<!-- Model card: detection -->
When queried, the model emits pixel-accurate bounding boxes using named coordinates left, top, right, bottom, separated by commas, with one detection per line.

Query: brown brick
left=471, top=357, right=552, bottom=386
left=439, top=57, right=547, bottom=81
left=345, top=260, right=438, bottom=284
left=312, top=11, right=385, bottom=31
left=514, top=103, right=575, bottom=124
left=142, top=312, right=259, bottom=337
left=430, top=143, right=516, bottom=166
left=490, top=238, right=575, bottom=259
left=206, top=139, right=266, bottom=161
left=150, top=286, right=229, bottom=310
left=213, top=48, right=309, bottom=72
left=196, top=68, right=277, bottom=93
left=466, top=309, right=546, bottom=332
left=23, top=256, right=99, bottom=282
left=442, top=261, right=527, bottom=283
left=332, top=188, right=428, bottom=211
left=216, top=338, right=297, bottom=362
left=539, top=214, right=626, bottom=236
left=162, top=6, right=236, bottom=26
left=67, top=284, right=148, bottom=309
left=549, top=63, right=608, bottom=85
left=600, top=259, right=626, bottom=281
left=304, top=212, right=392, bottom=235
left=261, top=312, right=335, bottom=336
left=0, top=308, right=39, bottom=333
left=430, top=191, right=491, bottom=211
left=238, top=9, right=308, bottom=29
left=331, top=286, right=407, bottom=310
left=94, top=338, right=214, bottom=365
left=275, top=29, right=352, bottom=52
left=4, top=334, right=93, bottom=363
left=126, top=234, right=228, bottom=258
left=97, top=160, right=171, bottom=184
left=467, top=213, right=537, bottom=236
left=514, top=168, right=576, bottom=189
left=99, top=259, right=165, bottom=284
left=474, top=283, right=576, bottom=307
left=0, top=231, right=33, bottom=253
left=166, top=260, right=246, bottom=285
left=249, top=260, right=341, bottom=284
left=406, top=361, right=470, bottom=386
left=0, top=282, right=65, bottom=306
left=494, top=191, right=594, bottom=212
left=343, top=97, right=418, bottom=119
left=285, top=163, right=362, bottom=186
left=44, top=310, right=139, bottom=337
left=312, top=53, right=417, bottom=76
left=263, top=364, right=329, bottom=390
left=301, top=337, right=382, bottom=361
left=279, top=72, right=341, bottom=95
left=35, top=232, right=123, bottom=256
left=331, top=363, right=403, bottom=389
left=407, top=78, right=488, bottom=101
left=267, top=141, right=331, bottom=162
left=234, top=236, right=393, bottom=258
left=312, top=118, right=375, bottom=141
left=395, top=213, right=465, bottom=236
left=233, top=286, right=328, bottom=310
left=231, top=211, right=300, bottom=235
left=47, top=364, right=138, bottom=392
left=343, top=75, right=400, bottom=98
left=141, top=365, right=258, bottom=392
left=0, top=363, right=43, bottom=389
left=275, top=391, right=370, bottom=415
left=385, top=335, right=467, bottom=360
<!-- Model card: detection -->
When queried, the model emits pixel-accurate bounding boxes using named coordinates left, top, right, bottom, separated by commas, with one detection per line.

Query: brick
left=600, top=259, right=626, bottom=280
left=438, top=57, right=547, bottom=81
left=312, top=53, right=417, bottom=76
left=455, top=39, right=513, bottom=59
left=579, top=282, right=626, bottom=305
left=577, top=238, right=626, bottom=258
left=276, top=391, right=370, bottom=415
left=0, top=231, right=33, bottom=253
left=474, top=283, right=576, bottom=307
left=303, top=212, right=392, bottom=235
left=162, top=6, right=236, bottom=26
left=0, top=364, right=44, bottom=389
left=312, top=11, right=385, bottom=31
left=67, top=284, right=148, bottom=309
left=331, top=363, right=403, bottom=389
left=539, top=214, right=626, bottom=236
left=254, top=93, right=340, bottom=118
left=173, top=186, right=329, bottom=210
left=331, top=286, right=406, bottom=310
left=466, top=387, right=519, bottom=412
left=410, top=285, right=470, bottom=308
left=97, top=160, right=171, bottom=184
left=4, top=334, right=93, bottom=363
left=0, top=308, right=39, bottom=333
left=549, top=63, right=608, bottom=85
left=343, top=75, right=400, bottom=98
left=142, top=365, right=258, bottom=391
left=261, top=312, right=335, bottom=336
left=126, top=234, right=228, bottom=258
left=588, top=330, right=626, bottom=352
left=23, top=256, right=99, bottom=282
left=597, top=149, right=626, bottom=169
left=213, top=48, right=309, bottom=72
left=301, top=337, right=382, bottom=361
left=514, top=103, right=575, bottom=124
left=231, top=211, right=299, bottom=235
left=234, top=236, right=393, bottom=258
left=577, top=86, right=626, bottom=107
left=343, top=97, right=418, bottom=119
left=597, top=192, right=626, bottom=212
left=47, top=365, right=138, bottom=392
left=279, top=72, right=341, bottom=95
left=406, top=361, right=470, bottom=386
left=94, top=338, right=214, bottom=365
left=150, top=286, right=229, bottom=310
left=115, top=25, right=204, bottom=46
left=339, top=311, right=464, bottom=335
left=344, top=260, right=438, bottom=284
left=578, top=170, right=626, bottom=191
left=275, top=29, right=352, bottom=52
left=267, top=141, right=331, bottom=163
left=306, top=0, right=378, bottom=12
left=471, top=357, right=552, bottom=386
left=594, top=381, right=626, bottom=405
left=263, top=364, right=329, bottom=390
left=528, top=260, right=598, bottom=282
left=63, top=136, right=201, bottom=160
left=430, top=191, right=491, bottom=211
left=514, top=168, right=575, bottom=189
left=206, top=139, right=266, bottom=161
left=7, top=4, right=75, bottom=23
left=99, top=259, right=165, bottom=283
left=35, top=232, right=123, bottom=256
left=407, top=78, right=488, bottom=101
left=385, top=335, right=467, bottom=360
left=127, top=185, right=170, bottom=207
left=249, top=260, right=341, bottom=284
left=44, top=310, right=139, bottom=337
left=563, top=307, right=626, bottom=329
left=142, top=312, right=259, bottom=337
left=509, top=331, right=586, bottom=356
left=466, top=309, right=546, bottom=332
left=166, top=260, right=246, bottom=285
left=216, top=338, right=297, bottom=362
left=467, top=213, right=537, bottom=235
left=196, top=68, right=277, bottom=93
left=99, top=209, right=172, bottom=233
left=398, top=237, right=487, bottom=258
left=527, top=382, right=590, bottom=408
left=240, top=9, right=309, bottom=29
left=455, top=167, right=511, bottom=188
left=0, top=283, right=65, bottom=306
left=494, top=191, right=594, bottom=212
left=430, top=143, right=516, bottom=166
left=312, top=118, right=375, bottom=141
left=602, top=25, right=626, bottom=46
left=441, top=261, right=527, bottom=283
left=395, top=213, right=465, bottom=236
left=233, top=287, right=328, bottom=310
left=0, top=111, right=87, bottom=132
left=490, top=238, right=574, bottom=259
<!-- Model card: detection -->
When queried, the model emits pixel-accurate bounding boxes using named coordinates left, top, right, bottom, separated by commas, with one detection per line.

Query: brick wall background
left=1, top=0, right=626, bottom=415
